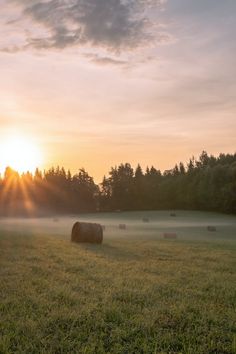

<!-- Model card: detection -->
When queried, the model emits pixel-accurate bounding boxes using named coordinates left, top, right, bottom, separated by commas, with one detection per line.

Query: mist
left=1, top=210, right=235, bottom=243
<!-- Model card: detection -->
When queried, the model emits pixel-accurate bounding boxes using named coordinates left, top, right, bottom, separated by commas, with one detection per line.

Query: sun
left=0, top=135, right=43, bottom=174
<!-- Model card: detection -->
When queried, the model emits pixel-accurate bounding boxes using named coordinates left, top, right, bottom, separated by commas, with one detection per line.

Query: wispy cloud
left=84, top=53, right=128, bottom=67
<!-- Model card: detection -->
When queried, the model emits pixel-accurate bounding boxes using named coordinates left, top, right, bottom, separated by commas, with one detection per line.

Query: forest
left=0, top=151, right=235, bottom=216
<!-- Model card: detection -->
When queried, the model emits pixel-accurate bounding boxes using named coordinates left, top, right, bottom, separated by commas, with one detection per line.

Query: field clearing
left=0, top=211, right=236, bottom=353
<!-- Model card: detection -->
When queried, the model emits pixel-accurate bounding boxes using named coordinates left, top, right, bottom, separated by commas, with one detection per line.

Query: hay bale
left=119, top=224, right=126, bottom=230
left=170, top=213, right=176, bottom=217
left=142, top=217, right=149, bottom=223
left=71, top=222, right=103, bottom=244
left=163, top=233, right=177, bottom=239
left=207, top=226, right=216, bottom=232
left=53, top=218, right=59, bottom=223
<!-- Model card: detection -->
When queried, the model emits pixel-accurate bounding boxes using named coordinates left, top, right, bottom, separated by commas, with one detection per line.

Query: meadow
left=0, top=211, right=236, bottom=353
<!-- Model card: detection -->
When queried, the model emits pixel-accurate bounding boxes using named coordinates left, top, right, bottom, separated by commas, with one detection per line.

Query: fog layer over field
left=1, top=211, right=236, bottom=243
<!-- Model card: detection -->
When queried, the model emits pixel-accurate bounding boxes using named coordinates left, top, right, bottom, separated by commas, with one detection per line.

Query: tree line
left=0, top=151, right=235, bottom=216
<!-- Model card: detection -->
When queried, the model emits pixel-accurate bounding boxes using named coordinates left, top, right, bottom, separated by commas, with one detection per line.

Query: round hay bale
left=163, top=233, right=177, bottom=239
left=207, top=226, right=216, bottom=232
left=119, top=224, right=126, bottom=230
left=71, top=222, right=103, bottom=244
left=170, top=213, right=176, bottom=217
left=142, top=217, right=149, bottom=223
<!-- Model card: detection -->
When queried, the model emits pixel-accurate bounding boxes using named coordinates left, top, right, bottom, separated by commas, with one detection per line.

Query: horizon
left=1, top=149, right=235, bottom=184
left=0, top=0, right=236, bottom=180
left=0, top=145, right=236, bottom=184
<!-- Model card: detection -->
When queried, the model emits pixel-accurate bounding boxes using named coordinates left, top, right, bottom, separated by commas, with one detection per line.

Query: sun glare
left=0, top=135, right=43, bottom=174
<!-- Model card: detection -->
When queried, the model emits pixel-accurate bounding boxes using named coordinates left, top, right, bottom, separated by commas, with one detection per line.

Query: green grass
left=0, top=211, right=236, bottom=353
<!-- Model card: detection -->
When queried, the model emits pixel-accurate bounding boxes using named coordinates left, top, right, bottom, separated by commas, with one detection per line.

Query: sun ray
left=18, top=175, right=36, bottom=216
left=0, top=169, right=20, bottom=215
left=0, top=135, right=43, bottom=215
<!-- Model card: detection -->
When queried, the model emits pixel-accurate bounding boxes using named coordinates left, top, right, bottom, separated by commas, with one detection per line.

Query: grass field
left=0, top=211, right=236, bottom=353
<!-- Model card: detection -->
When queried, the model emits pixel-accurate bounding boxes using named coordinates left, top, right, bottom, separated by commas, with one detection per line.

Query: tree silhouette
left=0, top=151, right=235, bottom=215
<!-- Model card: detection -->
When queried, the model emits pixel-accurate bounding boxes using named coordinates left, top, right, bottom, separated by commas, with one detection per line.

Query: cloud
left=4, top=0, right=168, bottom=52
left=84, top=53, right=128, bottom=66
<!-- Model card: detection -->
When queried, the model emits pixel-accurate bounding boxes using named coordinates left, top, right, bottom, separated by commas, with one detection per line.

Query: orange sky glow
left=0, top=0, right=235, bottom=181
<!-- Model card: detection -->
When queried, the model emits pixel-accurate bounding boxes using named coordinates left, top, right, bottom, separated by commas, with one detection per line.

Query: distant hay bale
left=163, top=233, right=177, bottom=239
left=142, top=217, right=149, bottom=223
left=207, top=226, right=216, bottom=232
left=71, top=222, right=103, bottom=244
left=170, top=213, right=176, bottom=217
left=53, top=218, right=59, bottom=222
left=119, top=224, right=126, bottom=230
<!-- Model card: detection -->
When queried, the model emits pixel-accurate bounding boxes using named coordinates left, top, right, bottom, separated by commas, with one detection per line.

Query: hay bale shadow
left=80, top=243, right=141, bottom=261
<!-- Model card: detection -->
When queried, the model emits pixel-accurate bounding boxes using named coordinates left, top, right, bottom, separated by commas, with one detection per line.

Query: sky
left=0, top=0, right=235, bottom=181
